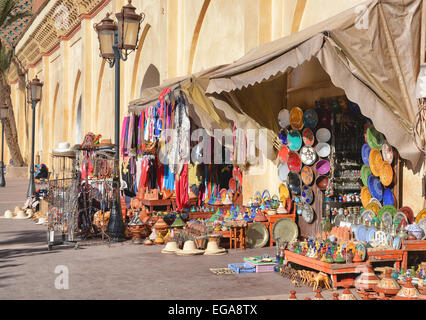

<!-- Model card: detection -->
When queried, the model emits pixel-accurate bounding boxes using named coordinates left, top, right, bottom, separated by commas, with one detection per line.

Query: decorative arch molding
left=71, top=70, right=82, bottom=136
left=95, top=59, right=106, bottom=124
left=291, top=0, right=307, bottom=34
left=139, top=64, right=160, bottom=98
left=188, top=0, right=211, bottom=75
left=130, top=23, right=151, bottom=100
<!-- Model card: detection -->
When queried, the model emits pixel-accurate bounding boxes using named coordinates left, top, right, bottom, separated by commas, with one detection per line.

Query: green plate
left=377, top=205, right=397, bottom=222
left=246, top=222, right=269, bottom=249
left=361, top=165, right=372, bottom=186
left=367, top=126, right=385, bottom=150
left=272, top=218, right=299, bottom=242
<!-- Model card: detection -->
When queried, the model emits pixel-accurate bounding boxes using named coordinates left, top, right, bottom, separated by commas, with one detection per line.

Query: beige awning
left=206, top=0, right=424, bottom=169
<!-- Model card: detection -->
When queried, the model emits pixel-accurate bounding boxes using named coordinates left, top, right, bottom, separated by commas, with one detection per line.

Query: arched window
left=139, top=64, right=160, bottom=98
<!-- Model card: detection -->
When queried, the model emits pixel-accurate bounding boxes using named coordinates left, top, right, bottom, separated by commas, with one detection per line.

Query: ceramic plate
left=356, top=243, right=367, bottom=261
left=417, top=218, right=426, bottom=234
left=302, top=204, right=315, bottom=224
left=375, top=231, right=387, bottom=246
left=361, top=186, right=372, bottom=208
left=302, top=128, right=315, bottom=146
left=369, top=148, right=383, bottom=177
left=287, top=151, right=302, bottom=173
left=361, top=210, right=375, bottom=226
left=367, top=227, right=377, bottom=243
left=383, top=189, right=395, bottom=206
left=290, top=107, right=304, bottom=130
left=279, top=184, right=290, bottom=201
left=303, top=109, right=318, bottom=129
left=381, top=211, right=394, bottom=229
left=386, top=234, right=394, bottom=247
left=262, top=190, right=271, bottom=201
left=246, top=223, right=269, bottom=249
left=287, top=172, right=301, bottom=194
left=361, top=144, right=371, bottom=166
left=287, top=130, right=303, bottom=151
left=279, top=129, right=288, bottom=145
left=316, top=143, right=331, bottom=158
left=300, top=146, right=317, bottom=166
left=367, top=175, right=383, bottom=202
left=316, top=160, right=330, bottom=175
left=301, top=166, right=314, bottom=186
left=381, top=141, right=394, bottom=164
left=361, top=165, right=372, bottom=186
left=278, top=108, right=290, bottom=128
left=316, top=128, right=331, bottom=143
left=278, top=163, right=290, bottom=182
left=392, top=237, right=401, bottom=250
left=333, top=213, right=345, bottom=227
left=394, top=212, right=408, bottom=229
left=399, top=206, right=414, bottom=224
left=272, top=218, right=299, bottom=242
left=369, top=197, right=382, bottom=208
left=301, top=186, right=314, bottom=204
left=415, top=209, right=426, bottom=224
left=278, top=145, right=290, bottom=163
left=380, top=161, right=393, bottom=187
left=377, top=205, right=397, bottom=221
left=367, top=125, right=385, bottom=150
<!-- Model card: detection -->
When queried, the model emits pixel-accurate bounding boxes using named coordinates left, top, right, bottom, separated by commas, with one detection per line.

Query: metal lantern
left=416, top=63, right=426, bottom=99
left=26, top=82, right=32, bottom=104
left=0, top=104, right=7, bottom=120
left=29, top=76, right=43, bottom=102
left=115, top=0, right=144, bottom=52
left=94, top=13, right=118, bottom=60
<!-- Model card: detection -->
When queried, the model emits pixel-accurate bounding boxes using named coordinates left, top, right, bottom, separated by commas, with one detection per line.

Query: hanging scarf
left=121, top=117, right=128, bottom=156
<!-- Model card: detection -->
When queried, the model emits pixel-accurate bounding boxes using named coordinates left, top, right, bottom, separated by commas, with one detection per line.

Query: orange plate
left=369, top=148, right=383, bottom=177
left=379, top=162, right=394, bottom=187
left=301, top=166, right=314, bottom=185
left=290, top=107, right=304, bottom=130
left=361, top=186, right=372, bottom=208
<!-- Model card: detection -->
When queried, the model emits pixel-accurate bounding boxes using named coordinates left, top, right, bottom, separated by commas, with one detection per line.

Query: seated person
left=35, top=164, right=49, bottom=180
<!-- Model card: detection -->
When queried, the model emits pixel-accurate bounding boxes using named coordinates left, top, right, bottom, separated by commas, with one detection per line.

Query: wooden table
left=266, top=213, right=296, bottom=247
left=284, top=250, right=367, bottom=289
left=401, top=240, right=426, bottom=270
left=141, top=199, right=172, bottom=213
left=367, top=250, right=403, bottom=269
left=188, top=212, right=213, bottom=220
left=171, top=197, right=198, bottom=211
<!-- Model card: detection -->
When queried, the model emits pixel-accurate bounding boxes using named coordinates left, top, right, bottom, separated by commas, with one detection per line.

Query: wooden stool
left=230, top=226, right=247, bottom=250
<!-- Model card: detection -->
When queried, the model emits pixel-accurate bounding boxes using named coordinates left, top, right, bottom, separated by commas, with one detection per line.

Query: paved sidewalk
left=0, top=179, right=343, bottom=300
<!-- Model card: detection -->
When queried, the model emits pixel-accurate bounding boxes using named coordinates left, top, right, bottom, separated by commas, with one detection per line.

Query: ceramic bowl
left=316, top=175, right=329, bottom=191
left=278, top=108, right=290, bottom=128
left=315, top=160, right=330, bottom=175
left=316, top=143, right=331, bottom=158
left=316, top=128, right=331, bottom=143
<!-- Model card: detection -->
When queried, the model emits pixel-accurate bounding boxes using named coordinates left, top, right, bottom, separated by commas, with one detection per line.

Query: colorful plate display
left=302, top=204, right=315, bottom=223
left=287, top=130, right=303, bottom=151
left=381, top=211, right=394, bottom=229
left=383, top=189, right=395, bottom=206
left=362, top=144, right=371, bottom=166
left=365, top=202, right=381, bottom=215
left=415, top=209, right=426, bottom=224
left=316, top=128, right=331, bottom=143
left=379, top=161, right=394, bottom=187
left=279, top=184, right=290, bottom=201
left=361, top=186, right=372, bottom=208
left=301, top=166, right=314, bottom=185
left=369, top=148, right=383, bottom=177
left=394, top=212, right=408, bottom=229
left=356, top=243, right=367, bottom=260
left=367, top=227, right=377, bottom=243
left=361, top=165, right=372, bottom=186
left=278, top=108, right=291, bottom=128
left=367, top=125, right=385, bottom=150
left=300, top=146, right=317, bottom=166
left=367, top=175, right=383, bottom=202
left=302, top=128, right=315, bottom=146
left=315, top=175, right=329, bottom=191
left=287, top=151, right=302, bottom=173
left=301, top=186, right=314, bottom=204
left=377, top=205, right=397, bottom=223
left=289, top=107, right=304, bottom=130
left=375, top=231, right=387, bottom=246
left=303, top=109, right=318, bottom=129
left=393, top=237, right=401, bottom=250
left=360, top=210, right=375, bottom=227
left=278, top=145, right=290, bottom=163
left=399, top=206, right=414, bottom=224
left=315, top=160, right=331, bottom=175
left=381, top=141, right=394, bottom=164
left=287, top=172, right=301, bottom=194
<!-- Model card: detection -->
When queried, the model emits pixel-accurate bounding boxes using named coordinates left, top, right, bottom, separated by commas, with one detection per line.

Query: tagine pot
left=374, top=269, right=401, bottom=299
left=393, top=278, right=420, bottom=300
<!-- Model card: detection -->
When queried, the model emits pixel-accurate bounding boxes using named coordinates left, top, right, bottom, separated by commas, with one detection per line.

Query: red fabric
left=156, top=158, right=164, bottom=191
left=175, top=164, right=189, bottom=211
left=136, top=158, right=149, bottom=199
left=120, top=196, right=127, bottom=220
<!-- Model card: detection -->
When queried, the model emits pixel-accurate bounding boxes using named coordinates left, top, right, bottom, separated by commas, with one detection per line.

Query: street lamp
left=0, top=103, right=8, bottom=188
left=26, top=76, right=43, bottom=198
left=94, top=0, right=145, bottom=242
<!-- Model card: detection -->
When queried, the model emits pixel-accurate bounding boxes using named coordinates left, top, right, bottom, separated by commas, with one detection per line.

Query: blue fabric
left=163, top=164, right=175, bottom=191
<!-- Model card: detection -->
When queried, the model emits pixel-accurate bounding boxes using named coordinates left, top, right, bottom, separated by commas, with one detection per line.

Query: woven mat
left=209, top=268, right=236, bottom=275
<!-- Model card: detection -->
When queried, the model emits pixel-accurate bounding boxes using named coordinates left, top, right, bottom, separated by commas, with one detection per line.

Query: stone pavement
left=0, top=178, right=346, bottom=300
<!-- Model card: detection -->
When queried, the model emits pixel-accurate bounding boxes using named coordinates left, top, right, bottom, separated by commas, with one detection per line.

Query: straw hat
left=175, top=240, right=205, bottom=256
left=204, top=241, right=227, bottom=255
left=53, top=142, right=73, bottom=153
left=14, top=206, right=22, bottom=214
left=161, top=241, right=179, bottom=254
left=36, top=217, right=47, bottom=225
left=14, top=210, right=32, bottom=219
left=0, top=210, right=13, bottom=219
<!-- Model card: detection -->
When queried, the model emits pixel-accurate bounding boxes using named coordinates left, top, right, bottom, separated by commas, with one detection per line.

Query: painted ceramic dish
left=356, top=225, right=367, bottom=242
left=287, top=151, right=302, bottom=173
left=289, top=107, right=304, bottom=130
left=383, top=189, right=395, bottom=206
left=303, top=109, right=318, bottom=129
left=367, top=227, right=377, bottom=243
left=333, top=212, right=346, bottom=227
left=369, top=197, right=382, bottom=208
left=356, top=243, right=367, bottom=260
left=302, top=204, right=315, bottom=224
left=287, top=130, right=303, bottom=151
left=361, top=186, right=372, bottom=208
left=375, top=230, right=387, bottom=246
left=246, top=222, right=269, bottom=248
left=382, top=211, right=394, bottom=229
left=315, top=175, right=329, bottom=191
left=380, top=161, right=394, bottom=187
left=386, top=234, right=394, bottom=247
left=367, top=125, right=385, bottom=150
left=272, top=218, right=298, bottom=242
left=287, top=172, right=301, bottom=194
left=361, top=165, right=372, bottom=186
left=377, top=205, right=397, bottom=222
left=394, top=212, right=408, bottom=229
left=393, top=237, right=402, bottom=250
left=278, top=145, right=290, bottom=163
left=415, top=209, right=426, bottom=224
left=369, top=148, right=383, bottom=177
left=367, top=175, right=383, bottom=202
left=302, top=128, right=315, bottom=146
left=399, top=206, right=414, bottom=224
left=316, top=128, right=331, bottom=143
left=301, top=186, right=314, bottom=204
left=365, top=202, right=381, bottom=215
left=301, top=166, right=314, bottom=185
left=300, top=146, right=317, bottom=166
left=362, top=144, right=371, bottom=166
left=262, top=190, right=271, bottom=201
left=279, top=184, right=290, bottom=201
left=315, top=160, right=330, bottom=175
left=278, top=163, right=290, bottom=182
left=316, top=143, right=331, bottom=158
left=381, top=141, right=394, bottom=164
left=417, top=218, right=426, bottom=234
left=278, top=108, right=291, bottom=128
left=361, top=210, right=375, bottom=226
left=278, top=129, right=288, bottom=145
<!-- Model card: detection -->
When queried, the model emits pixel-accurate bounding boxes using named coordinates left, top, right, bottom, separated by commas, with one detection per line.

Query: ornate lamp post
left=94, top=0, right=145, bottom=242
left=26, top=76, right=43, bottom=198
left=0, top=103, right=8, bottom=187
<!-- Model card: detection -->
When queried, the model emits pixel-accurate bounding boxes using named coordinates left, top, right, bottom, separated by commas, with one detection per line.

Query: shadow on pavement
left=0, top=247, right=57, bottom=260
left=0, top=230, right=47, bottom=246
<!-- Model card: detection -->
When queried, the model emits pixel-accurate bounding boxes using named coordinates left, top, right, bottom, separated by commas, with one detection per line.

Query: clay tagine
left=154, top=215, right=169, bottom=235
left=333, top=293, right=340, bottom=300
left=374, top=268, right=401, bottom=299
left=253, top=211, right=268, bottom=222
left=339, top=286, right=357, bottom=300
left=288, top=291, right=297, bottom=300
left=128, top=214, right=145, bottom=244
left=352, top=250, right=363, bottom=263
left=171, top=214, right=185, bottom=228
left=313, top=289, right=325, bottom=300
left=393, top=278, right=420, bottom=300
left=355, top=262, right=379, bottom=291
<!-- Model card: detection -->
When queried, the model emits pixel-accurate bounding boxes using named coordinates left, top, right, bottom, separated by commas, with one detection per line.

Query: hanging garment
left=121, top=116, right=129, bottom=157
left=137, top=111, right=145, bottom=155
left=126, top=114, right=134, bottom=155
left=175, top=163, right=189, bottom=211
left=156, top=157, right=164, bottom=191
left=132, top=114, right=139, bottom=151
left=163, top=164, right=175, bottom=191
left=136, top=158, right=150, bottom=199
left=122, top=157, right=136, bottom=197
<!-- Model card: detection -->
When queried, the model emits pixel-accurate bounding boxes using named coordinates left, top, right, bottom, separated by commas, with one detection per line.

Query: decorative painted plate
left=367, top=227, right=377, bottom=243
left=369, top=197, right=382, bottom=208
left=415, top=209, right=426, bottom=224
left=361, top=186, right=372, bottom=208
left=279, top=184, right=290, bottom=201
left=278, top=163, right=290, bottom=182
left=375, top=231, right=387, bottom=246
left=316, top=128, right=331, bottom=143
left=262, top=190, right=271, bottom=201
left=386, top=234, right=394, bottom=247
left=369, top=148, right=383, bottom=177
left=301, top=166, right=314, bottom=186
left=278, top=108, right=291, bottom=128
left=379, top=161, right=394, bottom=187
left=287, top=130, right=303, bottom=151
left=246, top=222, right=269, bottom=249
left=365, top=202, right=380, bottom=215
left=289, top=107, right=304, bottom=130
left=381, top=141, right=394, bottom=164
left=316, top=160, right=330, bottom=175
left=302, top=204, right=315, bottom=224
left=362, top=144, right=371, bottom=166
left=300, top=146, right=317, bottom=166
left=394, top=212, right=408, bottom=229
left=333, top=212, right=346, bottom=227
left=316, top=142, right=331, bottom=158
left=279, top=129, right=288, bottom=145
left=383, top=189, right=395, bottom=206
left=287, top=151, right=302, bottom=173
left=303, top=109, right=318, bottom=129
left=367, top=125, right=385, bottom=150
left=361, top=165, right=372, bottom=186
left=301, top=186, right=314, bottom=205
left=367, top=175, right=383, bottom=202
left=381, top=211, right=393, bottom=229
left=399, top=206, right=414, bottom=224
left=302, top=128, right=315, bottom=146
left=361, top=210, right=375, bottom=226
left=356, top=243, right=367, bottom=261
left=392, top=237, right=402, bottom=250
left=272, top=218, right=299, bottom=242
left=278, top=145, right=290, bottom=163
left=287, top=172, right=301, bottom=194
left=417, top=218, right=426, bottom=234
